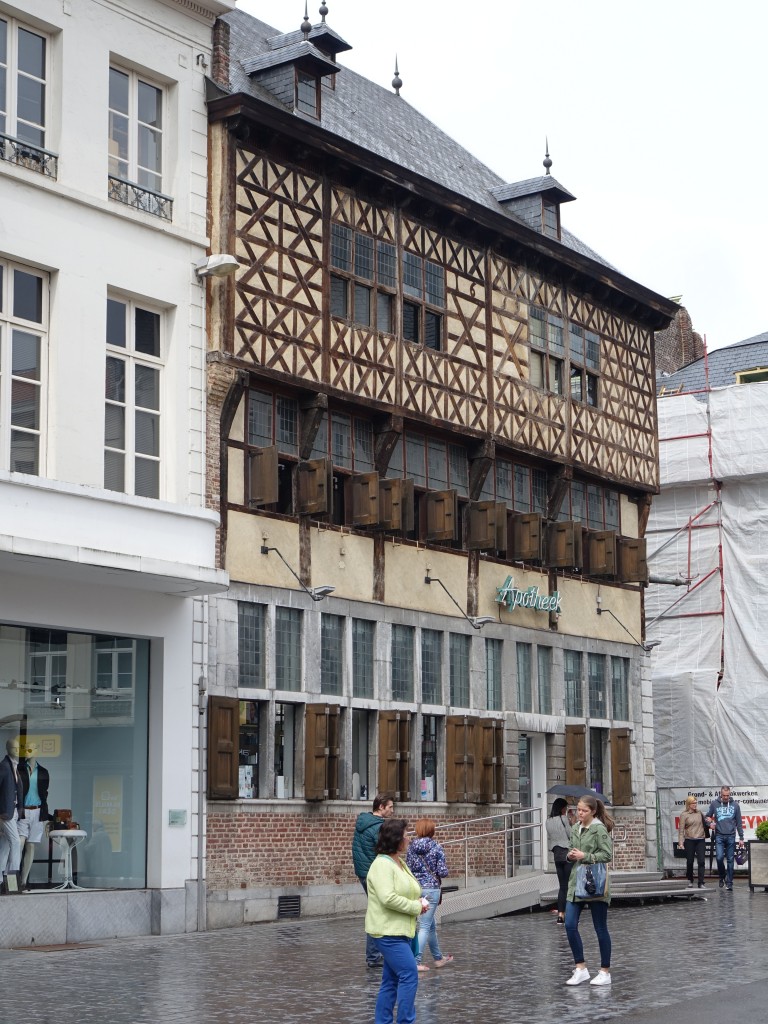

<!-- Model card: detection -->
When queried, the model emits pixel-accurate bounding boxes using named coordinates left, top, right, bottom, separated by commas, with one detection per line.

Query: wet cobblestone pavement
left=0, top=883, right=766, bottom=1024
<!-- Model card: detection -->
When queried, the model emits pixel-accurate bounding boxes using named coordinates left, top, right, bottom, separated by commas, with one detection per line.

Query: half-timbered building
left=201, top=4, right=678, bottom=926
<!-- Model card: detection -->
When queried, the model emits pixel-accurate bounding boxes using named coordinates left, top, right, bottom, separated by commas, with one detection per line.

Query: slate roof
left=490, top=175, right=576, bottom=204
left=267, top=23, right=353, bottom=54
left=241, top=41, right=339, bottom=77
left=657, top=332, right=768, bottom=396
left=222, top=8, right=614, bottom=268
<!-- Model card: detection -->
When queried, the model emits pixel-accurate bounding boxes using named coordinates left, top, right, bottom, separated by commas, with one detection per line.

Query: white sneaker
left=566, top=967, right=591, bottom=986
left=590, top=971, right=612, bottom=987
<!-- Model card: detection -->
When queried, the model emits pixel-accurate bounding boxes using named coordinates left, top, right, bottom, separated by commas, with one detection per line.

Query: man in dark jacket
left=706, top=785, right=745, bottom=891
left=352, top=792, right=394, bottom=967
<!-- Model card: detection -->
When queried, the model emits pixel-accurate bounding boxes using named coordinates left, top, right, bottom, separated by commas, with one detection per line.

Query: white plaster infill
left=0, top=473, right=228, bottom=596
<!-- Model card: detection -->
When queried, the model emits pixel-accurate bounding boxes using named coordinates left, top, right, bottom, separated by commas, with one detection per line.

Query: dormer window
left=296, top=70, right=319, bottom=117
left=542, top=199, right=559, bottom=239
left=490, top=176, right=575, bottom=241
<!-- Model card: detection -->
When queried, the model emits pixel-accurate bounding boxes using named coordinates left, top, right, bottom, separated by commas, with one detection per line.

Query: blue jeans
left=372, top=936, right=418, bottom=1024
left=715, top=833, right=736, bottom=887
left=359, top=877, right=382, bottom=965
left=564, top=900, right=611, bottom=969
left=416, top=887, right=443, bottom=964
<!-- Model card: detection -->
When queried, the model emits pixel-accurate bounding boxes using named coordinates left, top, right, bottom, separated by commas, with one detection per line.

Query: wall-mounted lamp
left=424, top=575, right=496, bottom=630
left=597, top=597, right=661, bottom=652
left=261, top=545, right=335, bottom=602
left=194, top=253, right=239, bottom=279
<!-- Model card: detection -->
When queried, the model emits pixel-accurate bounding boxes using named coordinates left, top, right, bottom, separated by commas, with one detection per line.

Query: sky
left=237, top=1, right=768, bottom=352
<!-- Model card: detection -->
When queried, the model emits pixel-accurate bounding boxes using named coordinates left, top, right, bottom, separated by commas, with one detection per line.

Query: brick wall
left=655, top=306, right=704, bottom=377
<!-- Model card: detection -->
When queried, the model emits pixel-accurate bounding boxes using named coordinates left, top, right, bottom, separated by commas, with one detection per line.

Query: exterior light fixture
left=194, top=254, right=239, bottom=279
left=597, top=598, right=660, bottom=652
left=261, top=545, right=335, bottom=602
left=424, top=575, right=496, bottom=630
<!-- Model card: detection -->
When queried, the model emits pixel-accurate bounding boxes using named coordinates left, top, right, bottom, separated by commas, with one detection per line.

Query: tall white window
left=0, top=259, right=46, bottom=475
left=104, top=296, right=162, bottom=499
left=108, top=66, right=163, bottom=193
left=0, top=16, right=47, bottom=148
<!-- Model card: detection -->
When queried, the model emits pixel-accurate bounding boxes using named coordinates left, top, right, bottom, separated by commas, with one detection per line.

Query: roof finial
left=543, top=138, right=552, bottom=175
left=319, top=2, right=328, bottom=21
left=392, top=56, right=402, bottom=96
left=301, top=2, right=311, bottom=39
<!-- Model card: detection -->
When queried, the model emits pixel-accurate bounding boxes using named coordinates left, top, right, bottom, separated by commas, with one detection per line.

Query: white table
left=49, top=829, right=87, bottom=891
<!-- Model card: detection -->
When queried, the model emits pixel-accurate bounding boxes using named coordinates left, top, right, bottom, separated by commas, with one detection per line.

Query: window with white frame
left=108, top=66, right=163, bottom=193
left=0, top=259, right=46, bottom=475
left=104, top=295, right=162, bottom=499
left=0, top=16, right=47, bottom=149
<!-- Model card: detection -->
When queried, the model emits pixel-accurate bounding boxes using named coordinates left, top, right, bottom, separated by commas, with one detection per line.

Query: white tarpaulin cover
left=649, top=383, right=768, bottom=867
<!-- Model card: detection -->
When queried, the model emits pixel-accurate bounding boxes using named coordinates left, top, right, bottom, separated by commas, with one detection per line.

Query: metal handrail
left=421, top=808, right=544, bottom=888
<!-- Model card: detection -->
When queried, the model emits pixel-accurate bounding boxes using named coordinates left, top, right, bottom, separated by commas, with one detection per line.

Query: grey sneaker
left=686, top=881, right=694, bottom=888
left=566, top=967, right=591, bottom=986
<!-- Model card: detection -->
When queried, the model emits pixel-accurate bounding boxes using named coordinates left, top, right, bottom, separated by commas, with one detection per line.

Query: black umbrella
left=546, top=784, right=600, bottom=800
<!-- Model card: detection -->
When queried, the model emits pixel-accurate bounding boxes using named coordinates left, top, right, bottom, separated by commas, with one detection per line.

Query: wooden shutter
left=304, top=703, right=341, bottom=801
left=207, top=696, right=239, bottom=799
left=610, top=727, right=632, bottom=806
left=587, top=530, right=616, bottom=576
left=617, top=536, right=648, bottom=583
left=477, top=718, right=505, bottom=803
left=423, top=489, right=458, bottom=542
left=344, top=471, right=379, bottom=527
left=296, top=457, right=333, bottom=515
left=467, top=500, right=507, bottom=552
left=379, top=478, right=414, bottom=532
left=446, top=715, right=479, bottom=802
left=248, top=445, right=279, bottom=506
left=378, top=710, right=411, bottom=800
left=511, top=513, right=543, bottom=562
left=545, top=520, right=583, bottom=569
left=565, top=724, right=587, bottom=787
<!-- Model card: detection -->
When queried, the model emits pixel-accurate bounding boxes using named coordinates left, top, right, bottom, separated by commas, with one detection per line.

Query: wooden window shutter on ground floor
left=446, top=715, right=479, bottom=802
left=304, top=703, right=341, bottom=800
left=207, top=696, right=239, bottom=799
left=610, top=727, right=633, bottom=806
left=378, top=710, right=411, bottom=800
left=565, top=724, right=587, bottom=787
left=477, top=718, right=505, bottom=802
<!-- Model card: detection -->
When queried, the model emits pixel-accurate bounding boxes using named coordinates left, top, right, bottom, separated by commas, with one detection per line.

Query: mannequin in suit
left=18, top=740, right=51, bottom=888
left=0, top=737, right=25, bottom=878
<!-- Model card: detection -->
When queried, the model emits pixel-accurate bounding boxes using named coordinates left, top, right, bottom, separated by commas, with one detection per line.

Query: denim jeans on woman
left=372, top=936, right=418, bottom=1024
left=415, top=887, right=443, bottom=964
left=564, top=899, right=611, bottom=968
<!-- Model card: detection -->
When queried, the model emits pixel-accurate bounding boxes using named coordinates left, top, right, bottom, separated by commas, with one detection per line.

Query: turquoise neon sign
left=495, top=576, right=562, bottom=614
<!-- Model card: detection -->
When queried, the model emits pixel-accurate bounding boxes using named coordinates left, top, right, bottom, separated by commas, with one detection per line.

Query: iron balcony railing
left=0, top=133, right=58, bottom=178
left=108, top=174, right=173, bottom=221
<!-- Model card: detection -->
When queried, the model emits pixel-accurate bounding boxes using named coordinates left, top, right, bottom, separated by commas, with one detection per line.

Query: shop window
left=238, top=699, right=262, bottom=798
left=0, top=260, right=47, bottom=475
left=274, top=702, right=298, bottom=798
left=352, top=708, right=375, bottom=800
left=421, top=629, right=443, bottom=705
left=378, top=709, right=411, bottom=800
left=565, top=723, right=587, bottom=786
left=321, top=614, right=344, bottom=696
left=564, top=650, right=584, bottom=717
left=305, top=703, right=340, bottom=800
left=237, top=602, right=265, bottom=688
left=611, top=657, right=629, bottom=721
left=516, top=642, right=532, bottom=713
left=421, top=715, right=440, bottom=801
left=391, top=624, right=414, bottom=701
left=589, top=727, right=607, bottom=796
left=485, top=638, right=502, bottom=711
left=588, top=653, right=606, bottom=718
left=93, top=635, right=136, bottom=718
left=449, top=634, right=470, bottom=707
left=537, top=646, right=552, bottom=715
left=610, top=727, right=632, bottom=805
left=352, top=619, right=375, bottom=698
left=275, top=608, right=302, bottom=692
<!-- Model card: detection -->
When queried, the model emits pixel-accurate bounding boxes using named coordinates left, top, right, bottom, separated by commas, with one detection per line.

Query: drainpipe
left=197, top=595, right=209, bottom=932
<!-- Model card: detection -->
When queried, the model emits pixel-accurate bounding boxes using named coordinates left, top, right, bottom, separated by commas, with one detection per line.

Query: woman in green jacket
left=564, top=794, right=614, bottom=988
left=365, top=818, right=428, bottom=1024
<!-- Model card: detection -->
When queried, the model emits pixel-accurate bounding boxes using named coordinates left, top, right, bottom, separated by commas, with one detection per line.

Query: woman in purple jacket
left=405, top=818, right=454, bottom=972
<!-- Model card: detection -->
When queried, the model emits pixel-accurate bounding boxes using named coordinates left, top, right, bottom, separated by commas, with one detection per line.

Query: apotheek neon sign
left=496, top=576, right=562, bottom=614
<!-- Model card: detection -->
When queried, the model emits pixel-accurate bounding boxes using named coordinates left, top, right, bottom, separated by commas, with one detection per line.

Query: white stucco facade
left=0, top=0, right=233, bottom=944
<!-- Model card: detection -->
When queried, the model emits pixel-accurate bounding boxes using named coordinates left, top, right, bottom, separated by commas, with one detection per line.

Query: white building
left=648, top=333, right=768, bottom=866
left=0, top=0, right=232, bottom=944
